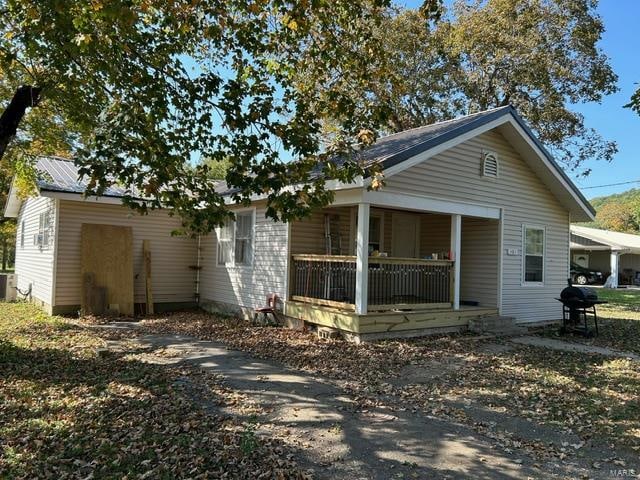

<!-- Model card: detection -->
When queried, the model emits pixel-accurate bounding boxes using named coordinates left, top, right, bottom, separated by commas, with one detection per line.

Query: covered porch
left=285, top=191, right=502, bottom=335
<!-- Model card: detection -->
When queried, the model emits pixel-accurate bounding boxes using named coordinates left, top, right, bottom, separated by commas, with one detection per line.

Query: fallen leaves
left=0, top=303, right=310, bottom=479
left=133, top=310, right=640, bottom=461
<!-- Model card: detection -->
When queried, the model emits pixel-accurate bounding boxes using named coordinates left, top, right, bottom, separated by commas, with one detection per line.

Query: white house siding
left=385, top=129, right=570, bottom=323
left=460, top=217, right=499, bottom=308
left=14, top=197, right=57, bottom=311
left=199, top=204, right=289, bottom=316
left=54, top=200, right=197, bottom=311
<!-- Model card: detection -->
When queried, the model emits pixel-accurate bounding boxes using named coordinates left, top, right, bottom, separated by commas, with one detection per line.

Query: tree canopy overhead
left=1, top=0, right=443, bottom=232
left=357, top=0, right=618, bottom=175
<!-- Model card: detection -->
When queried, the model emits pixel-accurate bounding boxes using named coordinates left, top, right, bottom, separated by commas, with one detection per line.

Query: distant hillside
left=580, top=188, right=640, bottom=233
left=589, top=188, right=640, bottom=210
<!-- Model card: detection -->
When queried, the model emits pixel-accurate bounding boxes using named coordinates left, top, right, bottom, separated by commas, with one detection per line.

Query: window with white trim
left=217, top=210, right=254, bottom=266
left=523, top=226, right=544, bottom=284
left=217, top=218, right=234, bottom=265
left=34, top=210, right=51, bottom=249
left=234, top=212, right=254, bottom=266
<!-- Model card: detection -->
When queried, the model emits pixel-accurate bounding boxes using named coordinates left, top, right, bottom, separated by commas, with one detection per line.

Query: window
left=217, top=218, right=234, bottom=265
left=368, top=216, right=382, bottom=255
left=234, top=212, right=254, bottom=266
left=34, top=210, right=51, bottom=249
left=482, top=151, right=499, bottom=178
left=523, top=226, right=545, bottom=284
left=217, top=210, right=254, bottom=266
left=20, top=221, right=25, bottom=248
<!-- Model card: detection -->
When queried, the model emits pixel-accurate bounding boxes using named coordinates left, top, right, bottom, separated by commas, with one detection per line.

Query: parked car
left=570, top=262, right=604, bottom=285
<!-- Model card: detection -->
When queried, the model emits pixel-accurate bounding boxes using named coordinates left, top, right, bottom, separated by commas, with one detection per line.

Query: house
left=3, top=106, right=594, bottom=339
left=571, top=225, right=640, bottom=287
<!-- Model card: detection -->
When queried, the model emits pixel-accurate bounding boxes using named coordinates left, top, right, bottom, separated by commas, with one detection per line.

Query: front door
left=392, top=213, right=419, bottom=258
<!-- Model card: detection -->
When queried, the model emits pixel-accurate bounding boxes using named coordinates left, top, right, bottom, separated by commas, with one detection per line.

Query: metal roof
left=571, top=225, right=640, bottom=253
left=35, top=156, right=136, bottom=198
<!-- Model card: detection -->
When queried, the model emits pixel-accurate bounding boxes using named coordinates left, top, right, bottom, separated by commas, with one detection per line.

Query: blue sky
left=400, top=0, right=640, bottom=200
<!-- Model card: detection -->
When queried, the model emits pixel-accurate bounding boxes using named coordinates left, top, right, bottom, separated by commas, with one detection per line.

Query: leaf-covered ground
left=539, top=287, right=640, bottom=355
left=0, top=303, right=309, bottom=479
left=136, top=310, right=640, bottom=462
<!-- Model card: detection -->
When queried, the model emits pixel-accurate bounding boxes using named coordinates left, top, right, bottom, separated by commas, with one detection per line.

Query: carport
left=571, top=225, right=640, bottom=288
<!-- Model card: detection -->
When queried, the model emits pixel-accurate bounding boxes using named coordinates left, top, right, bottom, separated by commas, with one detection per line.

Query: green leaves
left=2, top=0, right=443, bottom=232
left=347, top=0, right=618, bottom=174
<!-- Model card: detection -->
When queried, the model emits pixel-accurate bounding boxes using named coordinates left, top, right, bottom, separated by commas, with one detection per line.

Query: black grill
left=560, top=286, right=599, bottom=306
left=556, top=280, right=607, bottom=337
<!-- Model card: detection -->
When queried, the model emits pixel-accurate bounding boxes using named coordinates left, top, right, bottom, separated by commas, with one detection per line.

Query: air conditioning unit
left=0, top=274, right=17, bottom=301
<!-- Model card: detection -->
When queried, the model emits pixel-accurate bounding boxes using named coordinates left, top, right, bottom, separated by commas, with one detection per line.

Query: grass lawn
left=539, top=287, right=640, bottom=355
left=0, top=303, right=305, bottom=479
left=595, top=287, right=640, bottom=309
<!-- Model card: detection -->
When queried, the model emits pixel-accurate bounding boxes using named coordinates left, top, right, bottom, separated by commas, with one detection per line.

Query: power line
left=580, top=179, right=640, bottom=190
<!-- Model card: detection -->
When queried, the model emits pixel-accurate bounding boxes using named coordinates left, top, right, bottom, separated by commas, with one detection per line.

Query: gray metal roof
left=35, top=156, right=138, bottom=198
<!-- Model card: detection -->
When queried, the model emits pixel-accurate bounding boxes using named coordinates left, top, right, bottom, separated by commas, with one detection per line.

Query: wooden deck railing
left=290, top=255, right=357, bottom=309
left=367, top=257, right=453, bottom=311
left=290, top=254, right=454, bottom=311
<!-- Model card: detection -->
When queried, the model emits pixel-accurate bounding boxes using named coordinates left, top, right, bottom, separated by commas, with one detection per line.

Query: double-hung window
left=234, top=212, right=254, bottom=266
left=523, top=225, right=545, bottom=284
left=217, top=210, right=254, bottom=267
left=217, top=218, right=234, bottom=266
left=34, top=210, right=51, bottom=249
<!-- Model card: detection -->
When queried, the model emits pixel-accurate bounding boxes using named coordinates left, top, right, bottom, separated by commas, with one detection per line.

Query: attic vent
left=482, top=151, right=499, bottom=178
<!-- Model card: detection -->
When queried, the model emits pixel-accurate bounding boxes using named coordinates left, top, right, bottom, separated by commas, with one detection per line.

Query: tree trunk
left=0, top=85, right=42, bottom=161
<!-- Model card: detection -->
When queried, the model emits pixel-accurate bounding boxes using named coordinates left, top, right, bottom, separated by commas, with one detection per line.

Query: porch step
left=469, top=315, right=527, bottom=335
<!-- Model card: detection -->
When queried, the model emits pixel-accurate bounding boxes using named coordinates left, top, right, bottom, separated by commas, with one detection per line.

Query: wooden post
left=450, top=214, right=461, bottom=310
left=355, top=203, right=370, bottom=315
left=143, top=240, right=154, bottom=314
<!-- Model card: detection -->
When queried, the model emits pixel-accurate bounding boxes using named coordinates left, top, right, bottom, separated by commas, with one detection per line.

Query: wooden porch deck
left=285, top=300, right=498, bottom=335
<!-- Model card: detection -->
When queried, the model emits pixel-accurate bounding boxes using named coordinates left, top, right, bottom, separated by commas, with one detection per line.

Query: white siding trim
left=498, top=208, right=505, bottom=314
left=355, top=203, right=370, bottom=315
left=51, top=199, right=60, bottom=308
left=40, top=191, right=125, bottom=205
left=450, top=214, right=462, bottom=310
left=362, top=190, right=501, bottom=219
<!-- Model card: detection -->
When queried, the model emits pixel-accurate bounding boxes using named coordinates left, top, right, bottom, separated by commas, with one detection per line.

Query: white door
left=573, top=253, right=589, bottom=268
left=392, top=213, right=419, bottom=258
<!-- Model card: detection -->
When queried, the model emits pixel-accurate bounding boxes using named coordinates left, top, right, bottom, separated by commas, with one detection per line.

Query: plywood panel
left=55, top=201, right=197, bottom=307
left=81, top=224, right=134, bottom=315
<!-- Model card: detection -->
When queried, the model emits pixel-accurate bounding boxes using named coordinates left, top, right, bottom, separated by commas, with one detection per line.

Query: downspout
left=195, top=235, right=201, bottom=305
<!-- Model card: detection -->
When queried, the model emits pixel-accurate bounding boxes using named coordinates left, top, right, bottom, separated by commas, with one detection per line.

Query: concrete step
left=469, top=315, right=527, bottom=335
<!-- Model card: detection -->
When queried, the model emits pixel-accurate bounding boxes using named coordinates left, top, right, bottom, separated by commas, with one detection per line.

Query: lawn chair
left=253, top=293, right=279, bottom=326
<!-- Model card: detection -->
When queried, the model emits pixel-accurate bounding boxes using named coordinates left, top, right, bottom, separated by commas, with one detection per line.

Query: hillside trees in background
left=349, top=0, right=618, bottom=175
left=588, top=188, right=640, bottom=233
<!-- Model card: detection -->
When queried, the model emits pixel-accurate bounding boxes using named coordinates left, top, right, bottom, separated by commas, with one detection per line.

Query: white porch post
left=450, top=214, right=462, bottom=310
left=355, top=203, right=370, bottom=315
left=609, top=251, right=620, bottom=288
